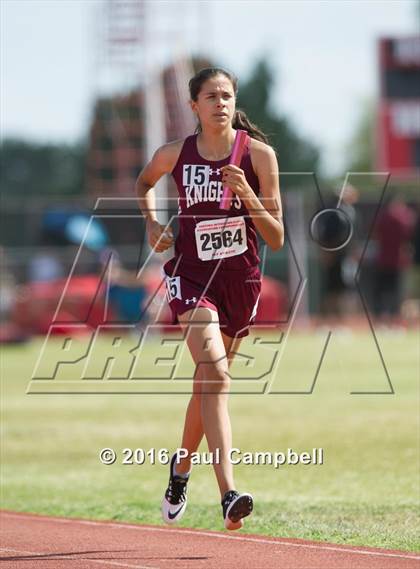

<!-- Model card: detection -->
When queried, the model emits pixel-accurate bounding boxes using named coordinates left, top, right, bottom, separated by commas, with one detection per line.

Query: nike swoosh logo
left=168, top=505, right=184, bottom=519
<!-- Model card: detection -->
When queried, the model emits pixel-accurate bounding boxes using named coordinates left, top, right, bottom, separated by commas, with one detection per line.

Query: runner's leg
left=175, top=308, right=242, bottom=496
left=176, top=326, right=243, bottom=475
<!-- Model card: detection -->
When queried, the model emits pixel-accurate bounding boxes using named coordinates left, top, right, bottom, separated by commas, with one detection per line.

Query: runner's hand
left=147, top=220, right=174, bottom=253
left=221, top=165, right=254, bottom=200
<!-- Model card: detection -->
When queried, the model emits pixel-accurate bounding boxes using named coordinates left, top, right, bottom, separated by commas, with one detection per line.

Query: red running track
left=0, top=511, right=419, bottom=569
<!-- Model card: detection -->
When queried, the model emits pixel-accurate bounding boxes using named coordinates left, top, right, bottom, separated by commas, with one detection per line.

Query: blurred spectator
left=0, top=247, right=28, bottom=343
left=411, top=206, right=420, bottom=298
left=0, top=247, right=16, bottom=322
left=401, top=205, right=420, bottom=325
left=373, top=195, right=415, bottom=320
left=319, top=185, right=359, bottom=318
left=99, top=248, right=148, bottom=326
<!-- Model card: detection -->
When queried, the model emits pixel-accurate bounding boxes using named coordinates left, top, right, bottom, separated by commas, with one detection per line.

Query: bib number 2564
left=195, top=216, right=248, bottom=261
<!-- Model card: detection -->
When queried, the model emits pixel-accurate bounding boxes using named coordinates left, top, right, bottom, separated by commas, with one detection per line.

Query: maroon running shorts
left=162, top=258, right=261, bottom=338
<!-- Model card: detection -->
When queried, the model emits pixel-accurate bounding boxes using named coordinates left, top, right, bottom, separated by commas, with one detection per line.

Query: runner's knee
left=200, top=362, right=230, bottom=394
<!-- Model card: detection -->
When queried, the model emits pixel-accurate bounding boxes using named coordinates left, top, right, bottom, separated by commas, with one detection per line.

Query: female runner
left=136, top=67, right=283, bottom=530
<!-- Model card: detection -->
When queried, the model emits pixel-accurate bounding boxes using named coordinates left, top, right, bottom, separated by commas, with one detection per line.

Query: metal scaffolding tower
left=89, top=0, right=199, bottom=224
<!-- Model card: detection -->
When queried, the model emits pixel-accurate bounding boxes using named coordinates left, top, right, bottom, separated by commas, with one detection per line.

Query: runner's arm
left=242, top=145, right=284, bottom=251
left=135, top=144, right=176, bottom=224
left=135, top=142, right=180, bottom=251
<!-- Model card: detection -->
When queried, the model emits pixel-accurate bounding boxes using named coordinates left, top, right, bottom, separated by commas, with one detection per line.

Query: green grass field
left=1, top=329, right=419, bottom=552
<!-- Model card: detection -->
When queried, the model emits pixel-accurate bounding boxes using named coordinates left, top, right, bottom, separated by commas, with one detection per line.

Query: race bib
left=165, top=276, right=181, bottom=302
left=195, top=216, right=248, bottom=261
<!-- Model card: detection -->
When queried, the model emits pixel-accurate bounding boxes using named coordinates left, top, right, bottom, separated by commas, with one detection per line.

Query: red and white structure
left=376, top=36, right=420, bottom=180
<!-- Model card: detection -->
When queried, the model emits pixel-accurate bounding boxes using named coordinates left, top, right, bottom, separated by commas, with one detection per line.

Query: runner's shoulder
left=248, top=138, right=277, bottom=174
left=154, top=139, right=186, bottom=173
left=249, top=137, right=276, bottom=158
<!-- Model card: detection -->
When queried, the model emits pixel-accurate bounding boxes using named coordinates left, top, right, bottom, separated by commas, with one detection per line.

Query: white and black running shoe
left=161, top=453, right=190, bottom=524
left=222, top=490, right=253, bottom=530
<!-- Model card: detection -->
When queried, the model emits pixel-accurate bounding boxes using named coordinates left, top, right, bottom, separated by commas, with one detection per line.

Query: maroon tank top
left=170, top=133, right=261, bottom=272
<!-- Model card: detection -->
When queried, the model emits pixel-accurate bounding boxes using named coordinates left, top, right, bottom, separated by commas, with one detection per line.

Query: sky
left=1, top=0, right=418, bottom=176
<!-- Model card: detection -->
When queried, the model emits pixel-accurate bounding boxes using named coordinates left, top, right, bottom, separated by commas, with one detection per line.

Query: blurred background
left=1, top=2, right=419, bottom=549
left=1, top=0, right=419, bottom=342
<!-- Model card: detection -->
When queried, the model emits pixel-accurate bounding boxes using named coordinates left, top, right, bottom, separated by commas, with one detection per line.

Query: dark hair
left=188, top=67, right=268, bottom=144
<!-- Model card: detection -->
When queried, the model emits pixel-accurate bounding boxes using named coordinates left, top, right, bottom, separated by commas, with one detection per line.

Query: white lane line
left=1, top=512, right=420, bottom=562
left=0, top=547, right=159, bottom=569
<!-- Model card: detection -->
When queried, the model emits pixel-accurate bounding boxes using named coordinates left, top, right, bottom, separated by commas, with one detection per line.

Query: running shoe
left=221, top=490, right=253, bottom=530
left=161, top=453, right=190, bottom=524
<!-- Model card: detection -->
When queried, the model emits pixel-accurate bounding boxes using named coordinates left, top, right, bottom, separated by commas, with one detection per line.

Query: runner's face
left=191, top=75, right=236, bottom=129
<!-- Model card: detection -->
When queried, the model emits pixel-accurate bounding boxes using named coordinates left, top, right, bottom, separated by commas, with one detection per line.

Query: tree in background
left=0, top=139, right=86, bottom=196
left=0, top=57, right=321, bottom=197
left=344, top=98, right=375, bottom=173
left=236, top=59, right=320, bottom=188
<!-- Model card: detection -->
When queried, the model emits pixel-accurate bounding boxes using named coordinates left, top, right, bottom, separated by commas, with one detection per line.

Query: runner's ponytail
left=232, top=109, right=268, bottom=144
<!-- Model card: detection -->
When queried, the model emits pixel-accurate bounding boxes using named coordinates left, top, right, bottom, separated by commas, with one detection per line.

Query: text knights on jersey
left=183, top=183, right=242, bottom=210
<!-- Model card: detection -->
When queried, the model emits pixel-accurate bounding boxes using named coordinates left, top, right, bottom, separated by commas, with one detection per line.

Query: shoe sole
left=224, top=493, right=253, bottom=530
